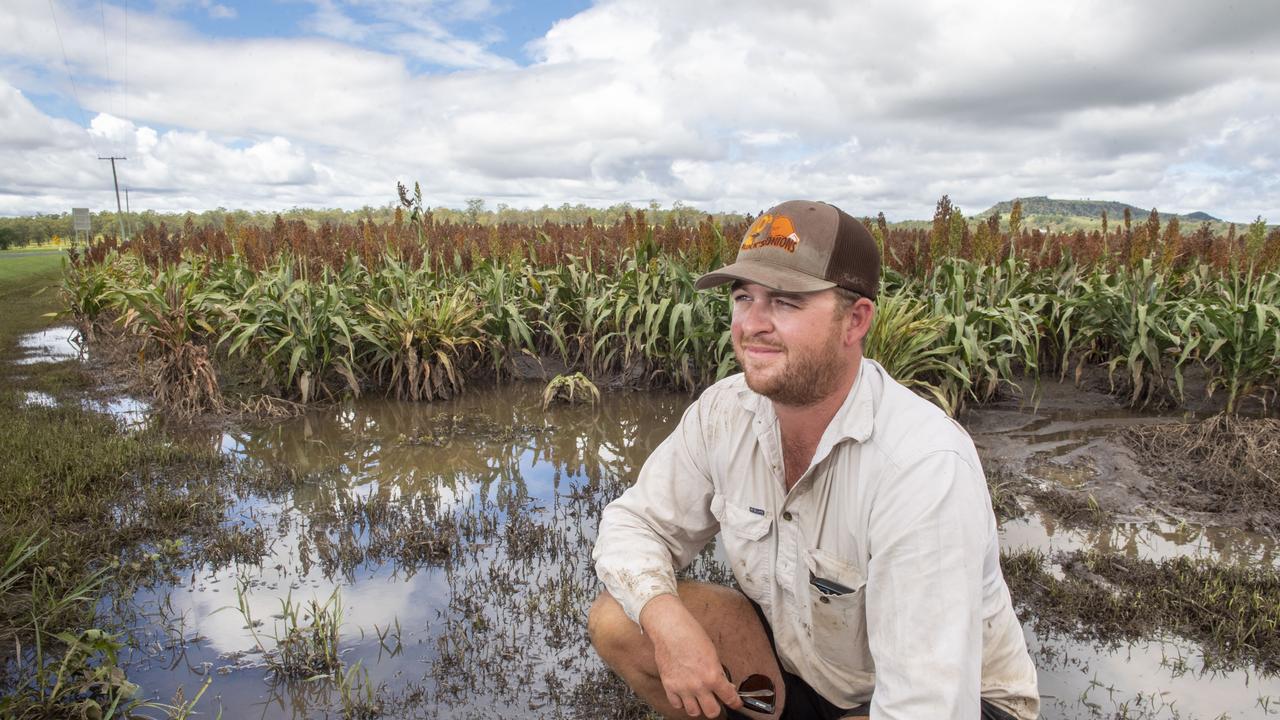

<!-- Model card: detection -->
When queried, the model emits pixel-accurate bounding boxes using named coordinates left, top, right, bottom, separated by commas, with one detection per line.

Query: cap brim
left=694, top=259, right=837, bottom=293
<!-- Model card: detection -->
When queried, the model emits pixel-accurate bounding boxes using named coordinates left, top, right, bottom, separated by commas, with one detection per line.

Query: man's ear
left=845, top=299, right=875, bottom=348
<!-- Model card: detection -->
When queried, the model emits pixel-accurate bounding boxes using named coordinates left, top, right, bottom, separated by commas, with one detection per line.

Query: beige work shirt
left=593, top=359, right=1039, bottom=719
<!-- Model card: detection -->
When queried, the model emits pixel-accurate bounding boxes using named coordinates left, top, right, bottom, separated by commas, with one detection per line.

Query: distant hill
left=1183, top=211, right=1219, bottom=222
left=973, top=196, right=1222, bottom=231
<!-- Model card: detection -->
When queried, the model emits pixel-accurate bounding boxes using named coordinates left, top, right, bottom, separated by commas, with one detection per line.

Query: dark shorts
left=727, top=600, right=1016, bottom=720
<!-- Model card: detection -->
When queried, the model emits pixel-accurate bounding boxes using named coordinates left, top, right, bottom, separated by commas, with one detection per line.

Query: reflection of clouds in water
left=348, top=479, right=379, bottom=502
left=24, top=390, right=57, bottom=407
left=1029, top=624, right=1280, bottom=719
left=520, top=449, right=561, bottom=505
left=220, top=432, right=248, bottom=458
left=15, top=326, right=81, bottom=364
left=1001, top=511, right=1279, bottom=568
left=169, top=502, right=451, bottom=657
left=122, top=387, right=740, bottom=712
left=83, top=396, right=150, bottom=430
left=435, top=474, right=477, bottom=510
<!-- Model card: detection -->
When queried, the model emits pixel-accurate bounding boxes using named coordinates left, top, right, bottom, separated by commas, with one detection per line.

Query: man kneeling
left=588, top=201, right=1039, bottom=719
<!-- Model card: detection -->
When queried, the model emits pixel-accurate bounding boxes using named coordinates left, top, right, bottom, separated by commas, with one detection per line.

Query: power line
left=99, top=0, right=113, bottom=123
left=123, top=0, right=129, bottom=125
left=47, top=0, right=103, bottom=158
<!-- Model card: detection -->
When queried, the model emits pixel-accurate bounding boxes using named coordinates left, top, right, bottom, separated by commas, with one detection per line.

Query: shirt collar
left=734, top=358, right=877, bottom=445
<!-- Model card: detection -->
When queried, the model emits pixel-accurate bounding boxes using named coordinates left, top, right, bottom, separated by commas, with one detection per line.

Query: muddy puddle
left=90, top=380, right=1279, bottom=718
left=14, top=325, right=82, bottom=364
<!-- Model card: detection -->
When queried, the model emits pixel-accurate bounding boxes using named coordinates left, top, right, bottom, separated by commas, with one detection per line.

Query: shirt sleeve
left=592, top=394, right=724, bottom=624
left=864, top=449, right=992, bottom=720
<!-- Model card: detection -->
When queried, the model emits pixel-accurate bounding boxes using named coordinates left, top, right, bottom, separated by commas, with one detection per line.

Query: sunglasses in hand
left=722, top=665, right=777, bottom=714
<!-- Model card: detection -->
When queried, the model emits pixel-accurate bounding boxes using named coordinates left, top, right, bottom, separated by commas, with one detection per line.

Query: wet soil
left=967, top=378, right=1280, bottom=541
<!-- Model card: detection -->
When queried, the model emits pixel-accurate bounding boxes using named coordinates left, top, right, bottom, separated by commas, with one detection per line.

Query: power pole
left=98, top=156, right=128, bottom=241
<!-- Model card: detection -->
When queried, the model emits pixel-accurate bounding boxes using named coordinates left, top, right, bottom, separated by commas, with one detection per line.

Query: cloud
left=302, top=0, right=515, bottom=70
left=206, top=3, right=236, bottom=20
left=1, top=0, right=1278, bottom=220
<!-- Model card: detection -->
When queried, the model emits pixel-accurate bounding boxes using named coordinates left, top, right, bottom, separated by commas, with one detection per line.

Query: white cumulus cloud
left=0, top=0, right=1277, bottom=220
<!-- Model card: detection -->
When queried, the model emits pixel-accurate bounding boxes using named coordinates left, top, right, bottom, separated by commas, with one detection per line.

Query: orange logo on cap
left=741, top=214, right=800, bottom=253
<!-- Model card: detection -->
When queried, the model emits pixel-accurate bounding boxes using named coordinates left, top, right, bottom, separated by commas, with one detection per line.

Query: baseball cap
left=694, top=200, right=880, bottom=299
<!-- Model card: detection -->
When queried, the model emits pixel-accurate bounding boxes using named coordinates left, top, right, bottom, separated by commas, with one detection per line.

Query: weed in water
left=229, top=579, right=344, bottom=680
left=336, top=660, right=384, bottom=719
left=542, top=372, right=601, bottom=410
left=0, top=628, right=148, bottom=719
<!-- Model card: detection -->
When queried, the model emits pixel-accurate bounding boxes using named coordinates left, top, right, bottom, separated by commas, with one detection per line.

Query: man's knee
left=588, top=589, right=636, bottom=658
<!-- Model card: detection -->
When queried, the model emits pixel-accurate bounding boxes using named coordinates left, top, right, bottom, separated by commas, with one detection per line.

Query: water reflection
left=122, top=384, right=689, bottom=718
left=108, top=382, right=1279, bottom=719
left=1002, top=510, right=1280, bottom=569
left=1031, top=627, right=1280, bottom=719
left=15, top=325, right=82, bottom=364
left=23, top=390, right=56, bottom=407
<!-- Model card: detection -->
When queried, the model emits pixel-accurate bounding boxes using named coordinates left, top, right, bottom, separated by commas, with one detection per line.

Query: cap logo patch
left=742, top=214, right=800, bottom=253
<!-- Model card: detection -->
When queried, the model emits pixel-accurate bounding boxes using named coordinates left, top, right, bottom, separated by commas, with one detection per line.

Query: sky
left=1, top=0, right=1278, bottom=221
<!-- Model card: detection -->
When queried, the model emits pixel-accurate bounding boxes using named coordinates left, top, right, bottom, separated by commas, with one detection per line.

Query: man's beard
left=734, top=332, right=847, bottom=407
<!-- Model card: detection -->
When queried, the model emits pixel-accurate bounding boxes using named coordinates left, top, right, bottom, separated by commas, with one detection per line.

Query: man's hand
left=640, top=594, right=743, bottom=717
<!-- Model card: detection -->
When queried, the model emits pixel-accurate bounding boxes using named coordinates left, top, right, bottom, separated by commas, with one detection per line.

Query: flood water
left=15, top=325, right=82, bottom=364
left=33, top=350, right=1278, bottom=718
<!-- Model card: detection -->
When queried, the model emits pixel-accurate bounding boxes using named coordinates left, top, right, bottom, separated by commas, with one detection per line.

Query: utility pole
left=98, top=156, right=128, bottom=241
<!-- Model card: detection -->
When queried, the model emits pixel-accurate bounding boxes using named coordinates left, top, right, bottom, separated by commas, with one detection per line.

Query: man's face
left=730, top=283, right=854, bottom=407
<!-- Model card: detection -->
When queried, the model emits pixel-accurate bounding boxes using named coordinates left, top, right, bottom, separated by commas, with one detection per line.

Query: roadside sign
left=72, top=208, right=91, bottom=232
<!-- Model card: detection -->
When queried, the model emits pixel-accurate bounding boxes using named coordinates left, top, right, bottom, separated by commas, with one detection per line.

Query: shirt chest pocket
left=804, top=548, right=873, bottom=673
left=710, top=495, right=774, bottom=602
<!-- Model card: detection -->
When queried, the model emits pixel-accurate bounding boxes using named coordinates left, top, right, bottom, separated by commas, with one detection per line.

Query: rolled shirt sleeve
left=593, top=397, right=724, bottom=624
left=865, top=449, right=992, bottom=719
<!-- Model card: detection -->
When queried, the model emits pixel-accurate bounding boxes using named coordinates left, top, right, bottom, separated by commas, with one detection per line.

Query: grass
left=0, top=251, right=64, bottom=284
left=230, top=580, right=345, bottom=680
left=0, top=252, right=271, bottom=717
left=1003, top=547, right=1280, bottom=674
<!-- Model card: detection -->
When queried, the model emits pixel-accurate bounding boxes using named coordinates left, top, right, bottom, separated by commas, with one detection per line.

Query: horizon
left=2, top=1, right=1278, bottom=222
left=3, top=194, right=1259, bottom=228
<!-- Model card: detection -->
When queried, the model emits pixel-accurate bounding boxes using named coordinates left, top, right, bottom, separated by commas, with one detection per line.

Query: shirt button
left=782, top=511, right=793, bottom=521
left=820, top=596, right=830, bottom=604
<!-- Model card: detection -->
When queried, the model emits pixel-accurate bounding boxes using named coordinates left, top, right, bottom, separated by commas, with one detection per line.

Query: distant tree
left=0, top=226, right=15, bottom=250
left=465, top=198, right=486, bottom=224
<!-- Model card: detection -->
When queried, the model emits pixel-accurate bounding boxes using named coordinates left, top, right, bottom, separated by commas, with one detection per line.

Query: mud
left=1121, top=414, right=1280, bottom=532
left=966, top=378, right=1280, bottom=537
